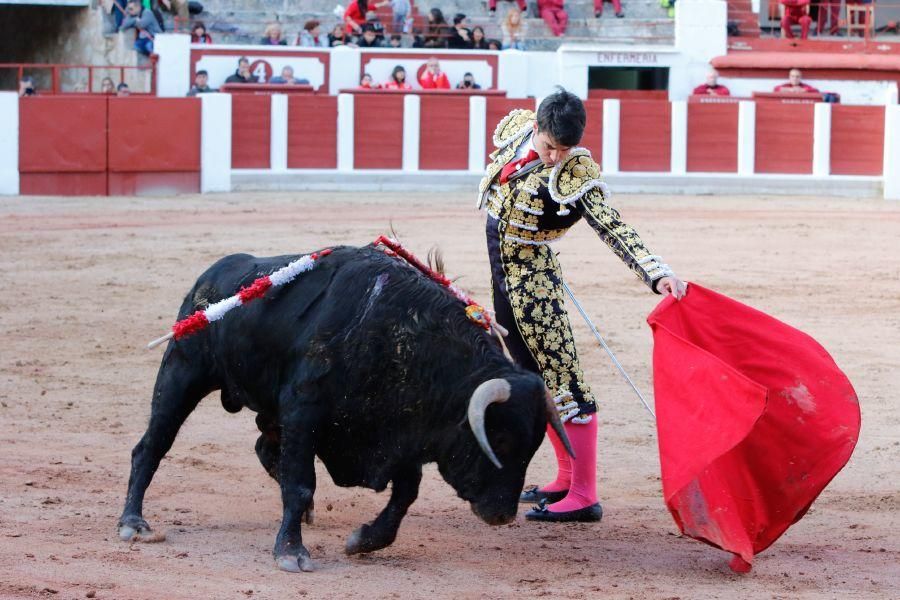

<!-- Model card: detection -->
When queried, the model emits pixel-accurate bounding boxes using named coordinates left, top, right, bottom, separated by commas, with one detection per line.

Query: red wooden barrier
left=583, top=99, right=603, bottom=167
left=232, top=95, right=271, bottom=169
left=485, top=98, right=535, bottom=161
left=419, top=96, right=469, bottom=170
left=830, top=105, right=884, bottom=176
left=354, top=94, right=404, bottom=169
left=755, top=103, right=814, bottom=174
left=619, top=100, right=671, bottom=172
left=687, top=103, right=739, bottom=173
left=19, top=96, right=108, bottom=195
left=108, top=97, right=201, bottom=195
left=288, top=96, right=338, bottom=169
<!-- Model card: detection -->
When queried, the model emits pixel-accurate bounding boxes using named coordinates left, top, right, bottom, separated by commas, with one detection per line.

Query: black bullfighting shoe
left=525, top=501, right=603, bottom=523
left=519, top=485, right=568, bottom=504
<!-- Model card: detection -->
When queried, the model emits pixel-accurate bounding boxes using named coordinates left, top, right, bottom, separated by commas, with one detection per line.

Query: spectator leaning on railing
left=360, top=73, right=380, bottom=89
left=298, top=19, right=329, bottom=47
left=224, top=57, right=259, bottom=84
left=384, top=65, right=412, bottom=89
left=119, top=0, right=162, bottom=56
left=117, top=82, right=130, bottom=96
left=538, top=0, right=568, bottom=37
left=418, top=57, right=451, bottom=89
left=270, top=66, right=309, bottom=85
left=187, top=69, right=216, bottom=95
left=456, top=72, right=481, bottom=90
left=501, top=7, right=527, bottom=50
left=774, top=68, right=819, bottom=93
left=692, top=69, right=730, bottom=96
left=101, top=77, right=116, bottom=94
left=191, top=21, right=213, bottom=43
left=18, top=76, right=36, bottom=97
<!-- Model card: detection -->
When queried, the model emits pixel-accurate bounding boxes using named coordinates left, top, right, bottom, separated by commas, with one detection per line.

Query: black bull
left=118, top=245, right=572, bottom=572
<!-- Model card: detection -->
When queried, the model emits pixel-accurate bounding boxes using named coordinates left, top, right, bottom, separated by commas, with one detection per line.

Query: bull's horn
left=545, top=389, right=576, bottom=459
left=467, top=379, right=511, bottom=469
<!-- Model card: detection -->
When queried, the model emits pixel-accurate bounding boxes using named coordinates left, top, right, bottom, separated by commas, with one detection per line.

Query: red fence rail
left=0, top=62, right=157, bottom=95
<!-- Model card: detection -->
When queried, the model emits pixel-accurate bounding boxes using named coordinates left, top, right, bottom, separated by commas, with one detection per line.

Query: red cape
left=647, top=284, right=860, bottom=571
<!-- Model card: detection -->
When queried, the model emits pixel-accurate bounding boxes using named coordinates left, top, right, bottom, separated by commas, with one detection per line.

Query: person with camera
left=456, top=72, right=481, bottom=90
left=418, top=57, right=450, bottom=89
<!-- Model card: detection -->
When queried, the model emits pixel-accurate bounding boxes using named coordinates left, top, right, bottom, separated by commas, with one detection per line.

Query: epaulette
left=492, top=109, right=535, bottom=150
left=548, top=149, right=609, bottom=210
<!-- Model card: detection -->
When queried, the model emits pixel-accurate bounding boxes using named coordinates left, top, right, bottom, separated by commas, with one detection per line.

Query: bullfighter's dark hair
left=536, top=88, right=586, bottom=148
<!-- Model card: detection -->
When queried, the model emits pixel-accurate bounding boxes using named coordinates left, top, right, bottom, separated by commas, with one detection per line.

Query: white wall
left=720, top=77, right=897, bottom=105
left=0, top=93, right=18, bottom=195
left=155, top=34, right=191, bottom=97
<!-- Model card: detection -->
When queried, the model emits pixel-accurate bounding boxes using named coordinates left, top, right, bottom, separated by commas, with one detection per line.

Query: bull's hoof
left=276, top=553, right=314, bottom=573
left=345, top=524, right=393, bottom=555
left=117, top=516, right=151, bottom=541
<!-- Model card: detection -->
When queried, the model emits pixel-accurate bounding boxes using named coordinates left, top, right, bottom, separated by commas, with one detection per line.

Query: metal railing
left=0, top=61, right=157, bottom=95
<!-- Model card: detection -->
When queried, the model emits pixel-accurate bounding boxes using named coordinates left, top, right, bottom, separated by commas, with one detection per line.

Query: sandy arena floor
left=0, top=192, right=898, bottom=599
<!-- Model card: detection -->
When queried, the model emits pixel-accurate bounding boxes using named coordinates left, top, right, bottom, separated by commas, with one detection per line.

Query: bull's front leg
left=273, top=399, right=319, bottom=573
left=345, top=464, right=422, bottom=555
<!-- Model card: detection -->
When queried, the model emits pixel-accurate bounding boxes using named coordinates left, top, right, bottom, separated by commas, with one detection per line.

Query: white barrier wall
left=0, top=93, right=19, bottom=195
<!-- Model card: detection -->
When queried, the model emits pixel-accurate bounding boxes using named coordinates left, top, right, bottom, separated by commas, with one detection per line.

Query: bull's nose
left=471, top=503, right=516, bottom=526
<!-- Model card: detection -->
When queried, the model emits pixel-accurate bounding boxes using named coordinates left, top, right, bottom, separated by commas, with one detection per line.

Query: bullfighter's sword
left=561, top=280, right=656, bottom=419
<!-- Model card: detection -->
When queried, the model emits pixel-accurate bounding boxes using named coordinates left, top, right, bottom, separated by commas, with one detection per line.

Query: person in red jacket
left=344, top=0, right=368, bottom=36
left=538, top=0, right=568, bottom=36
left=692, top=69, right=731, bottom=96
left=418, top=57, right=451, bottom=89
left=774, top=68, right=819, bottom=93
left=383, top=65, right=412, bottom=90
left=780, top=0, right=812, bottom=40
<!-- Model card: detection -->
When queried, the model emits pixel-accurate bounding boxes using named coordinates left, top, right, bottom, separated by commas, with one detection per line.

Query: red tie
left=499, top=150, right=539, bottom=184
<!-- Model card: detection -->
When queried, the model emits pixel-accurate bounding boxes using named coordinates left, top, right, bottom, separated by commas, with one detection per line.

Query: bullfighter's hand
left=658, top=276, right=687, bottom=300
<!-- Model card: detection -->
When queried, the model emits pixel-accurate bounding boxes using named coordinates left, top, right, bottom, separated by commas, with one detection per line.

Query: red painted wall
left=830, top=105, right=884, bottom=176
left=232, top=95, right=271, bottom=169
left=583, top=99, right=603, bottom=167
left=19, top=96, right=108, bottom=195
left=419, top=96, right=469, bottom=170
left=687, top=103, right=739, bottom=173
left=619, top=100, right=671, bottom=172
left=755, top=103, right=814, bottom=174
left=354, top=94, right=403, bottom=169
left=288, top=96, right=338, bottom=169
left=485, top=98, right=535, bottom=162
left=108, top=97, right=201, bottom=195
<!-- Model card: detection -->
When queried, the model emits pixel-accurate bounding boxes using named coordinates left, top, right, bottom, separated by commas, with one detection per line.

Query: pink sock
left=539, top=424, right=572, bottom=492
left=547, top=417, right=598, bottom=512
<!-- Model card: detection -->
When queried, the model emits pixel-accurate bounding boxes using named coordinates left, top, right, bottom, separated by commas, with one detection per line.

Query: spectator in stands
left=365, top=10, right=386, bottom=42
left=419, top=8, right=450, bottom=48
left=100, top=77, right=116, bottom=95
left=487, top=38, right=502, bottom=50
left=388, top=33, right=403, bottom=48
left=357, top=24, right=384, bottom=47
left=191, top=21, right=213, bottom=44
left=456, top=72, right=482, bottom=90
left=815, top=0, right=840, bottom=36
left=594, top=0, right=624, bottom=18
left=298, top=20, right=329, bottom=47
left=538, top=0, right=568, bottom=37
left=471, top=26, right=490, bottom=49
left=329, top=24, right=349, bottom=46
left=384, top=65, right=412, bottom=89
left=780, top=0, right=813, bottom=40
left=157, top=0, right=188, bottom=21
left=375, top=0, right=410, bottom=34
left=774, top=68, right=819, bottom=93
left=261, top=22, right=288, bottom=45
left=359, top=73, right=380, bottom=89
left=344, top=0, right=368, bottom=36
left=502, top=8, right=527, bottom=50
left=489, top=0, right=527, bottom=17
left=119, top=0, right=162, bottom=56
left=270, top=65, right=309, bottom=85
left=187, top=69, right=216, bottom=95
left=692, top=69, right=730, bottom=96
left=418, top=56, right=451, bottom=89
left=18, top=76, right=36, bottom=97
left=224, top=57, right=258, bottom=84
left=117, top=82, right=131, bottom=97
left=448, top=13, right=474, bottom=49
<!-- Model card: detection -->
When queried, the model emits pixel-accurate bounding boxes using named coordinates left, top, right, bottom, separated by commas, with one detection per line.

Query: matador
left=477, top=90, right=686, bottom=522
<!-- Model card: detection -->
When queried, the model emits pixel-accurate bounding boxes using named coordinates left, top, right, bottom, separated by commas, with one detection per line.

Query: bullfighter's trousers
left=486, top=216, right=597, bottom=422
